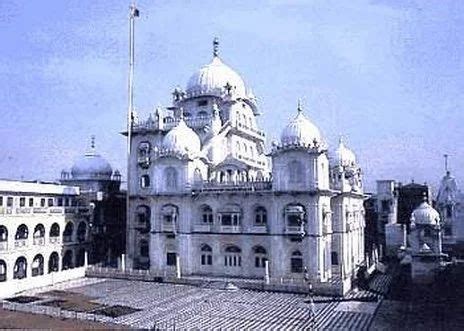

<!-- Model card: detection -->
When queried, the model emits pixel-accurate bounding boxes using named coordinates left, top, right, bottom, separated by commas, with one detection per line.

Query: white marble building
left=436, top=170, right=464, bottom=253
left=125, top=40, right=365, bottom=292
left=0, top=179, right=91, bottom=297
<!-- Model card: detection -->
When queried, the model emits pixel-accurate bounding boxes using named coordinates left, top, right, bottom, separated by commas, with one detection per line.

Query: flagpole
left=126, top=2, right=139, bottom=270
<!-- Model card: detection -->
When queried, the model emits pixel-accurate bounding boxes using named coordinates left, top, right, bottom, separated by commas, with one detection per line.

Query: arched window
left=49, top=223, right=60, bottom=238
left=13, top=256, right=27, bottom=279
left=140, top=240, right=149, bottom=257
left=33, top=224, right=45, bottom=238
left=135, top=205, right=151, bottom=225
left=254, top=206, right=267, bottom=225
left=0, top=226, right=8, bottom=242
left=62, top=250, right=73, bottom=270
left=291, top=250, right=303, bottom=273
left=15, top=224, right=28, bottom=240
left=201, top=205, right=213, bottom=224
left=48, top=252, right=59, bottom=273
left=165, top=167, right=178, bottom=190
left=254, top=246, right=267, bottom=268
left=77, top=222, right=87, bottom=242
left=331, top=251, right=339, bottom=266
left=194, top=168, right=203, bottom=183
left=32, top=254, right=44, bottom=276
left=219, top=205, right=241, bottom=227
left=140, top=174, right=151, bottom=188
left=138, top=141, right=151, bottom=169
left=201, top=244, right=213, bottom=265
left=63, top=222, right=74, bottom=242
left=224, top=245, right=242, bottom=267
left=0, top=260, right=7, bottom=282
left=285, top=204, right=306, bottom=227
left=288, top=160, right=304, bottom=184
left=161, top=204, right=178, bottom=225
left=76, top=249, right=86, bottom=267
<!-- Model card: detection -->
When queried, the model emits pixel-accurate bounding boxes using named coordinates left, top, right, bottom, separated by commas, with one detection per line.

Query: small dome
left=410, top=201, right=440, bottom=226
left=186, top=56, right=246, bottom=98
left=71, top=137, right=112, bottom=180
left=280, top=106, right=322, bottom=146
left=334, top=137, right=356, bottom=166
left=162, top=118, right=201, bottom=156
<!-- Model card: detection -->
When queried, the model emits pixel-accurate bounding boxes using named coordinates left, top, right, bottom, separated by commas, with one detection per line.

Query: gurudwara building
left=125, top=41, right=365, bottom=292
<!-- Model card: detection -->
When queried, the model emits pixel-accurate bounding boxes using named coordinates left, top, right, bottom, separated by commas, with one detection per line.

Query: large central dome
left=186, top=55, right=246, bottom=98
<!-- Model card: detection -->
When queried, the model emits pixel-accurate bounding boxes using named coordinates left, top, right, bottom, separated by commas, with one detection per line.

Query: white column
left=264, top=260, right=270, bottom=284
left=84, top=251, right=88, bottom=267
left=121, top=254, right=126, bottom=271
left=176, top=255, right=181, bottom=278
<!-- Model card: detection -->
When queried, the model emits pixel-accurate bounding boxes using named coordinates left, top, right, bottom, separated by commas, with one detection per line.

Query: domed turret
left=71, top=136, right=113, bottom=180
left=280, top=102, right=322, bottom=146
left=334, top=137, right=356, bottom=167
left=185, top=38, right=247, bottom=99
left=162, top=116, right=201, bottom=157
left=410, top=201, right=440, bottom=226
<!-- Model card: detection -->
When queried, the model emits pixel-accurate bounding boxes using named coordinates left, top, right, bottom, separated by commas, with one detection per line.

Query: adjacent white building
left=125, top=40, right=365, bottom=293
left=0, top=179, right=91, bottom=297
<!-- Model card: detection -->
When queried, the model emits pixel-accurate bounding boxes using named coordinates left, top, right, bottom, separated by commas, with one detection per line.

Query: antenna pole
left=444, top=154, right=449, bottom=173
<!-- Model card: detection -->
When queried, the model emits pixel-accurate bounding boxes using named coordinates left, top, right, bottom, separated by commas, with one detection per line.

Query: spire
left=297, top=98, right=303, bottom=114
left=444, top=154, right=450, bottom=175
left=213, top=37, right=219, bottom=57
left=90, top=135, right=96, bottom=150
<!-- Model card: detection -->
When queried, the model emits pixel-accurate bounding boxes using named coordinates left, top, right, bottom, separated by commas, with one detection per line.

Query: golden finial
left=213, top=37, right=219, bottom=57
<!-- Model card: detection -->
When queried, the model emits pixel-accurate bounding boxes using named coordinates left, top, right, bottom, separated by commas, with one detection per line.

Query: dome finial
left=90, top=135, right=96, bottom=150
left=297, top=98, right=303, bottom=114
left=444, top=153, right=450, bottom=174
left=339, top=135, right=344, bottom=145
left=213, top=37, right=219, bottom=57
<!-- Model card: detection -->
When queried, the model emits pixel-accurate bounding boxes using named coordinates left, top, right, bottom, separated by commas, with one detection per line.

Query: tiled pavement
left=17, top=272, right=393, bottom=330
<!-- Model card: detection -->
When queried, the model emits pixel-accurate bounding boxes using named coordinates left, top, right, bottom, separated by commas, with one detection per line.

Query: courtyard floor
left=1, top=274, right=392, bottom=330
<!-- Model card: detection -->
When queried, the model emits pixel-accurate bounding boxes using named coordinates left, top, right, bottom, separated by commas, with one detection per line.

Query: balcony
left=0, top=241, right=7, bottom=251
left=14, top=239, right=27, bottom=248
left=285, top=226, right=303, bottom=235
left=161, top=223, right=176, bottom=233
left=49, top=207, right=64, bottom=214
left=220, top=225, right=242, bottom=233
left=196, top=180, right=272, bottom=193
left=33, top=207, right=47, bottom=214
left=193, top=224, right=212, bottom=232
left=16, top=208, right=32, bottom=214
left=250, top=225, right=268, bottom=234
left=49, top=236, right=60, bottom=244
left=33, top=237, right=45, bottom=246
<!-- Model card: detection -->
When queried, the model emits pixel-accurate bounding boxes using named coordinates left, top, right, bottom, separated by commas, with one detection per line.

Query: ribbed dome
left=411, top=201, right=440, bottom=226
left=335, top=137, right=356, bottom=166
left=71, top=138, right=112, bottom=180
left=162, top=118, right=201, bottom=156
left=186, top=56, right=246, bottom=98
left=280, top=108, right=322, bottom=146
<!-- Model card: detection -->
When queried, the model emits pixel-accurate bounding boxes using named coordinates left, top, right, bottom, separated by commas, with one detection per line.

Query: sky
left=0, top=0, right=463, bottom=193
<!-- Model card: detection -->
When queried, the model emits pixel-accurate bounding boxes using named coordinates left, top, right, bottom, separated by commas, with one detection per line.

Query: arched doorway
left=13, top=256, right=27, bottom=279
left=48, top=252, right=59, bottom=273
left=32, top=254, right=44, bottom=276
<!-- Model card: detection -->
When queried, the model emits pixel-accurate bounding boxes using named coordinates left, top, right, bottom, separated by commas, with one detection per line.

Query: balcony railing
left=0, top=241, right=7, bottom=251
left=49, top=236, right=60, bottom=244
left=250, top=225, right=268, bottom=234
left=285, top=226, right=303, bottom=235
left=195, top=180, right=272, bottom=193
left=33, top=237, right=45, bottom=245
left=161, top=223, right=176, bottom=233
left=220, top=225, right=242, bottom=233
left=14, top=239, right=27, bottom=248
left=193, top=224, right=212, bottom=232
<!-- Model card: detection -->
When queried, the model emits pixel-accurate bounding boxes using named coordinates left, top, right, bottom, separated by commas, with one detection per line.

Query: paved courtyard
left=2, top=274, right=392, bottom=330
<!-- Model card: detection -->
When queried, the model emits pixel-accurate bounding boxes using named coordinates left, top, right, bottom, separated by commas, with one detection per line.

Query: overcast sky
left=0, top=0, right=463, bottom=192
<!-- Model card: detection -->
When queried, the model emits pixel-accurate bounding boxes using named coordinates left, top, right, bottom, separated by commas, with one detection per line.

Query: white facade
left=436, top=170, right=464, bottom=249
left=0, top=179, right=91, bottom=296
left=125, top=41, right=365, bottom=291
